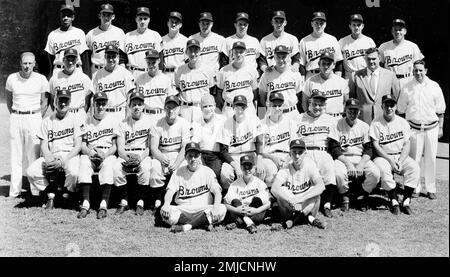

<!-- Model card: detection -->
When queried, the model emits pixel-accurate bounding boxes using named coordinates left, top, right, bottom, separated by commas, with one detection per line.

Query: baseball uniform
left=189, top=32, right=225, bottom=73
left=162, top=32, right=188, bottom=86
left=338, top=34, right=376, bottom=79
left=260, top=32, right=299, bottom=67
left=224, top=34, right=261, bottom=69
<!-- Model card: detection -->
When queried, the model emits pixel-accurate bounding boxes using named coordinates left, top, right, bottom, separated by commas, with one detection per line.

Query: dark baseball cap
left=60, top=4, right=75, bottom=13
left=136, top=7, right=150, bottom=16
left=235, top=12, right=249, bottom=22
left=129, top=91, right=145, bottom=101
left=145, top=49, right=159, bottom=59
left=382, top=94, right=397, bottom=104
left=233, top=95, right=247, bottom=106
left=186, top=39, right=200, bottom=49
left=312, top=11, right=326, bottom=21
left=274, top=45, right=289, bottom=54
left=199, top=12, right=213, bottom=21
left=64, top=48, right=78, bottom=57
left=272, top=10, right=286, bottom=20
left=392, top=18, right=406, bottom=27
left=100, top=3, right=114, bottom=13
left=290, top=139, right=306, bottom=150
left=165, top=95, right=180, bottom=106
left=56, top=89, right=71, bottom=99
left=185, top=142, right=201, bottom=154
left=93, top=91, right=108, bottom=101
left=269, top=92, right=284, bottom=102
left=310, top=90, right=327, bottom=101
left=320, top=50, right=334, bottom=62
left=232, top=41, right=246, bottom=50
left=240, top=154, right=255, bottom=166
left=104, top=44, right=119, bottom=54
left=345, top=98, right=360, bottom=109
left=350, top=14, right=363, bottom=22
left=169, top=11, right=182, bottom=21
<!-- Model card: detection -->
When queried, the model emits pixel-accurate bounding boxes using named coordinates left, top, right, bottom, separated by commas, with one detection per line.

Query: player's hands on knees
left=211, top=204, right=222, bottom=222
left=355, top=163, right=364, bottom=177
left=168, top=162, right=177, bottom=173
left=346, top=163, right=357, bottom=177
left=243, top=206, right=257, bottom=217
left=161, top=204, right=170, bottom=219
left=438, top=128, right=444, bottom=139
left=161, top=156, right=171, bottom=167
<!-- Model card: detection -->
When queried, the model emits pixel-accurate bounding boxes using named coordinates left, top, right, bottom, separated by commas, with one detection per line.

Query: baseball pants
left=114, top=154, right=152, bottom=186
left=276, top=195, right=321, bottom=220
left=179, top=105, right=202, bottom=124
left=69, top=109, right=87, bottom=127
left=149, top=151, right=188, bottom=188
left=307, top=150, right=336, bottom=186
left=78, top=155, right=116, bottom=185
left=27, top=153, right=80, bottom=196
left=228, top=197, right=266, bottom=224
left=373, top=155, right=420, bottom=191
left=261, top=152, right=291, bottom=187
left=409, top=126, right=439, bottom=194
left=334, top=158, right=380, bottom=194
left=162, top=203, right=227, bottom=226
left=9, top=113, right=41, bottom=197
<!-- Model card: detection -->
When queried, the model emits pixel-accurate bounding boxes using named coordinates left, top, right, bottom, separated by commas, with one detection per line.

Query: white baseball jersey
left=124, top=29, right=163, bottom=69
left=6, top=72, right=49, bottom=111
left=86, top=25, right=126, bottom=67
left=44, top=26, right=88, bottom=66
left=175, top=64, right=215, bottom=104
left=260, top=32, right=299, bottom=67
left=336, top=118, right=370, bottom=156
left=224, top=176, right=270, bottom=205
left=217, top=115, right=263, bottom=155
left=369, top=115, right=411, bottom=155
left=338, top=34, right=376, bottom=74
left=217, top=64, right=258, bottom=105
left=224, top=34, right=261, bottom=69
left=168, top=164, right=220, bottom=207
left=115, top=114, right=151, bottom=150
left=191, top=113, right=226, bottom=152
left=92, top=65, right=134, bottom=108
left=259, top=68, right=303, bottom=109
left=262, top=115, right=298, bottom=153
left=135, top=71, right=174, bottom=110
left=189, top=32, right=225, bottom=72
left=296, top=113, right=339, bottom=148
left=303, top=74, right=349, bottom=114
left=378, top=40, right=424, bottom=76
left=299, top=33, right=343, bottom=71
left=162, top=33, right=188, bottom=69
left=38, top=112, right=82, bottom=153
left=49, top=68, right=93, bottom=109
left=82, top=114, right=118, bottom=151
left=150, top=116, right=190, bottom=152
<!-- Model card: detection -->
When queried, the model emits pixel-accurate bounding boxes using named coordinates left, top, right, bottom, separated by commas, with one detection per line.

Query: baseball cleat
left=225, top=222, right=238, bottom=230
left=97, top=208, right=107, bottom=219
left=311, top=219, right=326, bottom=229
left=45, top=198, right=54, bottom=210
left=323, top=207, right=333, bottom=218
left=115, top=205, right=128, bottom=215
left=77, top=208, right=89, bottom=219
left=341, top=201, right=350, bottom=212
left=206, top=224, right=217, bottom=232
left=170, top=225, right=185, bottom=233
left=247, top=224, right=257, bottom=234
left=391, top=204, right=400, bottom=215
left=428, top=193, right=436, bottom=200
left=270, top=223, right=283, bottom=232
left=402, top=205, right=413, bottom=215
left=135, top=205, right=144, bottom=216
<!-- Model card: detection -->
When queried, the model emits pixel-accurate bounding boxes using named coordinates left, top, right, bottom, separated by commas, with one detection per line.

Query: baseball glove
left=90, top=153, right=104, bottom=168
left=122, top=153, right=141, bottom=173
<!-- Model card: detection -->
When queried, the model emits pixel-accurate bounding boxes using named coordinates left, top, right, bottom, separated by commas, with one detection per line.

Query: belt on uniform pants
left=328, top=112, right=342, bottom=117
left=225, top=101, right=251, bottom=107
left=125, top=148, right=146, bottom=151
left=309, top=69, right=320, bottom=74
left=163, top=68, right=176, bottom=73
left=272, top=150, right=290, bottom=154
left=180, top=100, right=200, bottom=107
left=343, top=153, right=360, bottom=156
left=307, top=146, right=328, bottom=151
left=55, top=64, right=80, bottom=69
left=408, top=120, right=438, bottom=131
left=95, top=146, right=110, bottom=149
left=94, top=64, right=103, bottom=69
left=11, top=108, right=40, bottom=114
left=396, top=73, right=411, bottom=79
left=144, top=108, right=163, bottom=114
left=387, top=152, right=402, bottom=155
left=105, top=107, right=124, bottom=112
left=69, top=107, right=83, bottom=113
left=128, top=66, right=146, bottom=72
left=282, top=106, right=297, bottom=113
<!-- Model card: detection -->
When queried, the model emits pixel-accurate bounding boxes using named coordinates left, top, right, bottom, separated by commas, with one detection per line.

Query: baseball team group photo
left=0, top=0, right=448, bottom=257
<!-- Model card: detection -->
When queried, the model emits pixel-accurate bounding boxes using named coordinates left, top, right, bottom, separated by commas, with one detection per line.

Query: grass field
left=0, top=104, right=448, bottom=257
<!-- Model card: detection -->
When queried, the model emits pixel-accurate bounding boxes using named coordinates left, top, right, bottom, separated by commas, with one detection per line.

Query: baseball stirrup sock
left=79, top=183, right=91, bottom=201
left=101, top=184, right=112, bottom=206
left=323, top=185, right=337, bottom=207
left=403, top=186, right=414, bottom=205
left=188, top=212, right=210, bottom=229
left=117, top=185, right=128, bottom=202
left=178, top=213, right=190, bottom=225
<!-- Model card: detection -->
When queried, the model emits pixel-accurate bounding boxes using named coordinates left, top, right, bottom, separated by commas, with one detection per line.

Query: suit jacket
left=349, top=67, right=400, bottom=124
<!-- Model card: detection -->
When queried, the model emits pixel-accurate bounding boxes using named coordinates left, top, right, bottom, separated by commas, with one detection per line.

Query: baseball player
left=299, top=11, right=344, bottom=80
left=333, top=98, right=380, bottom=212
left=217, top=41, right=259, bottom=118
left=161, top=11, right=188, bottom=88
left=174, top=39, right=215, bottom=123
left=44, top=4, right=89, bottom=79
left=26, top=89, right=82, bottom=209
left=113, top=91, right=152, bottom=216
left=77, top=91, right=118, bottom=219
left=338, top=14, right=376, bottom=79
left=295, top=91, right=340, bottom=218
left=223, top=12, right=262, bottom=71
left=149, top=96, right=191, bottom=209
left=49, top=48, right=93, bottom=126
left=92, top=45, right=135, bottom=122
left=302, top=51, right=349, bottom=117
left=5, top=52, right=49, bottom=198
left=370, top=95, right=420, bottom=215
left=160, top=142, right=227, bottom=233
left=397, top=60, right=446, bottom=200
left=135, top=49, right=174, bottom=122
left=258, top=45, right=303, bottom=119
left=124, top=7, right=163, bottom=79
left=271, top=139, right=327, bottom=230
left=259, top=10, right=300, bottom=72
left=85, top=3, right=126, bottom=77
left=260, top=92, right=298, bottom=187
left=224, top=154, right=271, bottom=234
left=379, top=19, right=424, bottom=88
left=217, top=95, right=265, bottom=190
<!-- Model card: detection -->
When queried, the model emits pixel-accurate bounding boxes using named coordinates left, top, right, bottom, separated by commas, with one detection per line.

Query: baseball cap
left=185, top=142, right=201, bottom=154
left=382, top=94, right=397, bottom=104
left=129, top=91, right=145, bottom=101
left=345, top=98, right=360, bottom=109
left=272, top=10, right=286, bottom=20
left=310, top=90, right=327, bottom=101
left=199, top=12, right=213, bottom=21
left=104, top=44, right=119, bottom=54
left=274, top=45, right=289, bottom=54
left=350, top=14, right=363, bottom=22
left=392, top=18, right=406, bottom=27
left=290, top=139, right=306, bottom=150
left=60, top=4, right=75, bottom=13
left=269, top=92, right=284, bottom=102
left=169, top=11, right=182, bottom=21
left=201, top=94, right=216, bottom=106
left=145, top=49, right=159, bottom=59
left=240, top=154, right=255, bottom=166
left=232, top=41, right=246, bottom=50
left=312, top=11, right=326, bottom=21
left=235, top=12, right=249, bottom=22
left=136, top=7, right=150, bottom=16
left=233, top=95, right=247, bottom=106
left=100, top=3, right=114, bottom=13
left=319, top=50, right=334, bottom=62
left=93, top=91, right=108, bottom=101
left=165, top=95, right=180, bottom=106
left=56, top=89, right=71, bottom=99
left=186, top=39, right=201, bottom=49
left=64, top=48, right=78, bottom=57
